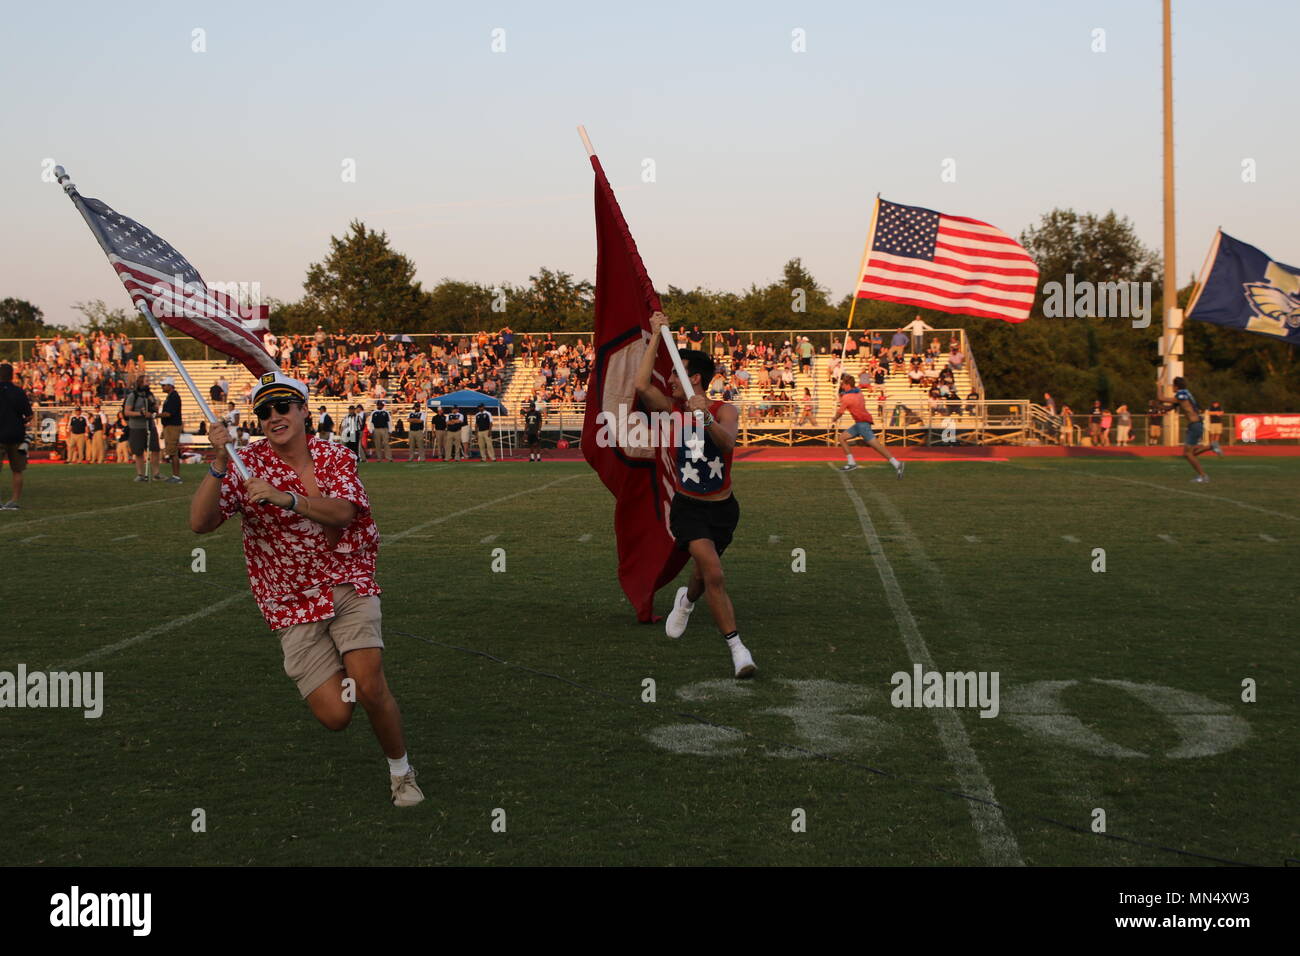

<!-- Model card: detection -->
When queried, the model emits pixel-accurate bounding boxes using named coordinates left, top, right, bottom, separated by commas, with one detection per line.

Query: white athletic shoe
left=1192, top=475, right=1210, bottom=484
left=390, top=768, right=425, bottom=808
left=665, top=586, right=694, bottom=639
left=840, top=461, right=859, bottom=472
left=894, top=460, right=905, bottom=479
left=1211, top=442, right=1224, bottom=457
left=730, top=641, right=756, bottom=679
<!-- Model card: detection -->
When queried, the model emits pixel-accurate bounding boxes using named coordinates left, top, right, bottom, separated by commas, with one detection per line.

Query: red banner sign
left=1235, top=414, right=1300, bottom=441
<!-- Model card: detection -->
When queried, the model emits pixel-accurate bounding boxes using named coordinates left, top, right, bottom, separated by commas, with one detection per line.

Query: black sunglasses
left=255, top=400, right=303, bottom=421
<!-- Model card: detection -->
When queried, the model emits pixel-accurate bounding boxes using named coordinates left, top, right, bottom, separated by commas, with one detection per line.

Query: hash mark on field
left=578, top=533, right=592, bottom=543
left=1157, top=534, right=1178, bottom=545
left=831, top=464, right=1022, bottom=866
left=20, top=535, right=46, bottom=544
left=480, top=534, right=499, bottom=544
left=768, top=534, right=782, bottom=544
left=963, top=535, right=981, bottom=544
left=1259, top=533, right=1278, bottom=543
left=1062, top=535, right=1080, bottom=543
left=111, top=534, right=138, bottom=542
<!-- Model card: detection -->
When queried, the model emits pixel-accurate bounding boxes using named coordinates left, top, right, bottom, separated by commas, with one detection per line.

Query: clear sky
left=3, top=0, right=1297, bottom=328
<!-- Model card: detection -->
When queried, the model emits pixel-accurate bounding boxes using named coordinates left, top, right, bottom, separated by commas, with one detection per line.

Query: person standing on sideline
left=316, top=406, right=334, bottom=444
left=522, top=402, right=543, bottom=462
left=637, top=313, right=756, bottom=678
left=370, top=401, right=393, bottom=462
left=1157, top=376, right=1224, bottom=483
left=67, top=406, right=89, bottom=464
left=1116, top=405, right=1132, bottom=446
left=407, top=403, right=427, bottom=462
left=833, top=374, right=905, bottom=477
left=0, top=363, right=33, bottom=510
left=340, top=405, right=362, bottom=464
left=473, top=404, right=495, bottom=461
left=189, top=371, right=423, bottom=807
left=431, top=406, right=448, bottom=461
left=445, top=408, right=466, bottom=461
left=159, top=377, right=184, bottom=483
left=122, top=374, right=161, bottom=482
left=1207, top=401, right=1225, bottom=447
left=89, top=403, right=108, bottom=464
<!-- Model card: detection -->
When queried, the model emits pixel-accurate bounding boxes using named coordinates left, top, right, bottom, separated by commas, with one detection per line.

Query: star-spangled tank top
left=669, top=398, right=733, bottom=499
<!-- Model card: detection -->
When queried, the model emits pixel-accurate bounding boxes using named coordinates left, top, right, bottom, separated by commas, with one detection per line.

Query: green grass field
left=1, top=455, right=1295, bottom=866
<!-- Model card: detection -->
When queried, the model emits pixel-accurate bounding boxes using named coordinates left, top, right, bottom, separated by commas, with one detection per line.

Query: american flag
left=76, top=195, right=277, bottom=375
left=857, top=198, right=1038, bottom=323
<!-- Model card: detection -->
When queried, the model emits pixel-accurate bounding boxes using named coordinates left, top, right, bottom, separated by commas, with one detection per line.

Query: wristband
left=699, top=410, right=716, bottom=427
left=280, top=492, right=299, bottom=513
left=208, top=464, right=227, bottom=480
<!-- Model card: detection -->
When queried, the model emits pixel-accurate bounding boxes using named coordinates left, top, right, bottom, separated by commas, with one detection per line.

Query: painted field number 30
left=646, top=678, right=1249, bottom=760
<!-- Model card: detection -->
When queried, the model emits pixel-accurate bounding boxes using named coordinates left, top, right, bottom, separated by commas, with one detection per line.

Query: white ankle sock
left=388, top=754, right=410, bottom=776
left=846, top=454, right=855, bottom=464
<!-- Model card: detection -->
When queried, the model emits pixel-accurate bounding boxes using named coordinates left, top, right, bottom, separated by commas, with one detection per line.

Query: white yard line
left=1062, top=535, right=1081, bottom=543
left=480, top=533, right=499, bottom=544
left=50, top=592, right=248, bottom=670
left=1157, top=533, right=1178, bottom=545
left=111, top=534, right=139, bottom=542
left=1056, top=471, right=1300, bottom=523
left=832, top=465, right=1023, bottom=866
left=1259, top=533, right=1278, bottom=543
left=387, top=474, right=585, bottom=543
left=0, top=495, right=186, bottom=536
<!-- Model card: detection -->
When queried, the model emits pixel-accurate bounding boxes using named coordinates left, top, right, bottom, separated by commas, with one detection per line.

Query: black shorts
left=128, top=427, right=160, bottom=455
left=670, top=493, right=739, bottom=555
left=525, top=430, right=540, bottom=446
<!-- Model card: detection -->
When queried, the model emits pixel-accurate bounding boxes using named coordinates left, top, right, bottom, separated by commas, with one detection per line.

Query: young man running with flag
left=638, top=313, right=756, bottom=678
left=189, top=372, right=423, bottom=807
left=833, top=373, right=904, bottom=477
left=1157, top=376, right=1224, bottom=483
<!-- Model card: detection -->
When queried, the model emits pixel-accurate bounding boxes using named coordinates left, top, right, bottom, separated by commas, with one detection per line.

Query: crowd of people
left=7, top=332, right=147, bottom=407
left=1043, top=393, right=1226, bottom=446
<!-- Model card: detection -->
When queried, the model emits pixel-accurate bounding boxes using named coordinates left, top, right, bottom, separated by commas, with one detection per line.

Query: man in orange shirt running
left=833, top=373, right=904, bottom=477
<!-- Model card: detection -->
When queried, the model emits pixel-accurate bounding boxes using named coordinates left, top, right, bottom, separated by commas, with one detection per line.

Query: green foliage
left=300, top=221, right=430, bottom=331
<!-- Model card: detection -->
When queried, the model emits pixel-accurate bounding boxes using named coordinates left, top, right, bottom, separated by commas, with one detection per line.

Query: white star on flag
left=707, top=456, right=724, bottom=480
left=684, top=433, right=705, bottom=460
left=680, top=461, right=700, bottom=485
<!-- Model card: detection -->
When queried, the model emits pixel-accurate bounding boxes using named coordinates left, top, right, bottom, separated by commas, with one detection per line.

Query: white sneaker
left=664, top=586, right=694, bottom=639
left=840, top=461, right=859, bottom=472
left=390, top=768, right=425, bottom=807
left=730, top=641, right=756, bottom=679
left=1192, top=475, right=1209, bottom=483
left=1211, top=442, right=1224, bottom=457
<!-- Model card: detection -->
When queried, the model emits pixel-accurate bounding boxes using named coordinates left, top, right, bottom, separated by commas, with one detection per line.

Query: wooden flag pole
left=1182, top=228, right=1223, bottom=322
left=53, top=164, right=251, bottom=479
left=840, top=194, right=881, bottom=367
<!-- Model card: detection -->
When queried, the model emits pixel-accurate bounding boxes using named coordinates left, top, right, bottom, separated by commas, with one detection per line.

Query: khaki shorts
left=0, top=444, right=26, bottom=473
left=162, top=424, right=183, bottom=454
left=277, top=584, right=384, bottom=697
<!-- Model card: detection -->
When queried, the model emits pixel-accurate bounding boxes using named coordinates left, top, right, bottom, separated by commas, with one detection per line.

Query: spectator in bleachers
left=889, top=330, right=908, bottom=363
left=906, top=316, right=933, bottom=355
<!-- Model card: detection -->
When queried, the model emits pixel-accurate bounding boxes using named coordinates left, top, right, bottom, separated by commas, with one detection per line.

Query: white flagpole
left=53, top=164, right=251, bottom=479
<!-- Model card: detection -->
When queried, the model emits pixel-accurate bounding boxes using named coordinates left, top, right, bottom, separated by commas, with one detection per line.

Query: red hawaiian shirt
left=219, top=437, right=381, bottom=630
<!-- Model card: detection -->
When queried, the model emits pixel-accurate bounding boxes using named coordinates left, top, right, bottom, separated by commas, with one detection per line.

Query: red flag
left=582, top=155, right=688, bottom=622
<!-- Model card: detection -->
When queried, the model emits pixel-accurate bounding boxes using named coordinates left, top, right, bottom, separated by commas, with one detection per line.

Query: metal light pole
left=1159, top=0, right=1184, bottom=444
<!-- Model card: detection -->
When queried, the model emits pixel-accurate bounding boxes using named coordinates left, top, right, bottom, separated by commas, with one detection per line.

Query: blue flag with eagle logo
left=1186, top=231, right=1300, bottom=346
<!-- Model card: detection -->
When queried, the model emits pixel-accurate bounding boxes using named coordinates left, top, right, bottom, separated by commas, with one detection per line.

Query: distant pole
left=1160, top=0, right=1183, bottom=444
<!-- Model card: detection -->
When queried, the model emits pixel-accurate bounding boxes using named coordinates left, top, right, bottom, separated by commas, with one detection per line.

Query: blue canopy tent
left=427, top=389, right=505, bottom=412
